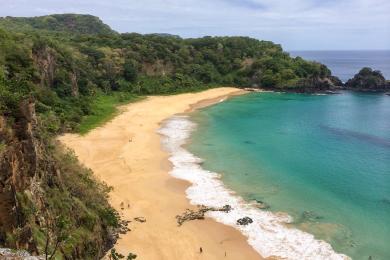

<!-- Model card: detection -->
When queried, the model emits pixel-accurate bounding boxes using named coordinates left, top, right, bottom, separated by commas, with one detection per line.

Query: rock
left=380, top=198, right=390, bottom=206
left=254, top=200, right=270, bottom=209
left=237, top=217, right=253, bottom=225
left=329, top=76, right=344, bottom=87
left=0, top=248, right=45, bottom=259
left=134, top=217, right=146, bottom=223
left=218, top=204, right=232, bottom=213
left=301, top=211, right=323, bottom=222
left=176, top=207, right=207, bottom=226
left=176, top=205, right=232, bottom=226
left=345, top=67, right=388, bottom=91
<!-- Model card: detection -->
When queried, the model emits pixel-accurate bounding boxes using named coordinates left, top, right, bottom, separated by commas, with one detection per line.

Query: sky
left=0, top=0, right=389, bottom=50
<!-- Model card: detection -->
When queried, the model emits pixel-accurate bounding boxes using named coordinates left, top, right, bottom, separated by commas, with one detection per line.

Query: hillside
left=0, top=14, right=343, bottom=131
left=0, top=14, right=116, bottom=35
left=0, top=13, right=342, bottom=258
left=0, top=102, right=119, bottom=258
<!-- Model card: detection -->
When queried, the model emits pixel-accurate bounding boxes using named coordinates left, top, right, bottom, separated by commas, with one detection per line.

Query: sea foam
left=158, top=115, right=350, bottom=260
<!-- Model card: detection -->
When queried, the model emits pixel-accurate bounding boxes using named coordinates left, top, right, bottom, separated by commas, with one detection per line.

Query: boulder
left=237, top=217, right=253, bottom=225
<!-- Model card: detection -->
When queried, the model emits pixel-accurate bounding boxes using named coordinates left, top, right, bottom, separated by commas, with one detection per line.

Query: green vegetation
left=0, top=14, right=341, bottom=134
left=0, top=14, right=115, bottom=35
left=110, top=249, right=137, bottom=260
left=76, top=92, right=142, bottom=134
left=8, top=145, right=120, bottom=259
left=0, top=13, right=343, bottom=258
left=46, top=146, right=118, bottom=258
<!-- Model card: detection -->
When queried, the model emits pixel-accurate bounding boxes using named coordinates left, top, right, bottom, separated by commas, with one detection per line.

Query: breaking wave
left=159, top=115, right=350, bottom=260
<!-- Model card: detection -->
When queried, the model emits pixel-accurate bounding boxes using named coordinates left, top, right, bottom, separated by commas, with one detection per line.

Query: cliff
left=0, top=99, right=119, bottom=258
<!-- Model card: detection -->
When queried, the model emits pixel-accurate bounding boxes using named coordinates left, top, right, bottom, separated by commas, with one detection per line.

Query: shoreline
left=59, top=88, right=264, bottom=260
left=161, top=115, right=349, bottom=260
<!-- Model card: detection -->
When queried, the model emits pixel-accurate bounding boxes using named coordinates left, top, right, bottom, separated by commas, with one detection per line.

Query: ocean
left=289, top=50, right=390, bottom=82
left=160, top=91, right=390, bottom=260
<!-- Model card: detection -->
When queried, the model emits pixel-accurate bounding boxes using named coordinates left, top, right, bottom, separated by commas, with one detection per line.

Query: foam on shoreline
left=159, top=115, right=350, bottom=260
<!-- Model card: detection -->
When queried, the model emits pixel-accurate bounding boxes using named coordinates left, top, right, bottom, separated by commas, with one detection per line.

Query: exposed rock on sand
left=176, top=205, right=232, bottom=226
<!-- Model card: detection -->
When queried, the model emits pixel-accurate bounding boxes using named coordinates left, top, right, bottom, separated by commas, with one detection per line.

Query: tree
left=123, top=60, right=138, bottom=83
left=44, top=215, right=70, bottom=260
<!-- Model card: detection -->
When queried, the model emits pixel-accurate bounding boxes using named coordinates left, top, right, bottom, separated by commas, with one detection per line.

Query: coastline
left=59, top=88, right=264, bottom=260
left=160, top=112, right=349, bottom=260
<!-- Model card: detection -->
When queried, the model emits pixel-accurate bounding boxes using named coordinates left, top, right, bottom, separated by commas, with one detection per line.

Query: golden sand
left=60, top=88, right=263, bottom=260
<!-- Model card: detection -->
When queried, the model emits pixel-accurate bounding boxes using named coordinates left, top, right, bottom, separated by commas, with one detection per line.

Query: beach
left=59, top=87, right=264, bottom=260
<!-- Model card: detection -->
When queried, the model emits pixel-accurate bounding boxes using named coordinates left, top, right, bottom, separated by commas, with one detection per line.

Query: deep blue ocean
left=187, top=92, right=390, bottom=259
left=289, top=50, right=390, bottom=82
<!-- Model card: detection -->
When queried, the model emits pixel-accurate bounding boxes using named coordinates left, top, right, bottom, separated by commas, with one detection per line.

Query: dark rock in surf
left=237, top=217, right=253, bottom=225
left=302, top=211, right=323, bottom=222
left=218, top=205, right=233, bottom=213
left=255, top=200, right=270, bottom=209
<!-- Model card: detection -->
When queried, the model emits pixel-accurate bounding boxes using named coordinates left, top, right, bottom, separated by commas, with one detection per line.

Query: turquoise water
left=188, top=92, right=390, bottom=259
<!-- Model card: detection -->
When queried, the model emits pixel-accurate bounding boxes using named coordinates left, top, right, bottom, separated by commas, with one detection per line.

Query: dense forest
left=0, top=14, right=386, bottom=259
left=0, top=13, right=344, bottom=134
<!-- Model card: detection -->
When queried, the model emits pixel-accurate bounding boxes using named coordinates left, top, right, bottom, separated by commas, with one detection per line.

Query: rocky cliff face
left=281, top=76, right=343, bottom=93
left=33, top=46, right=57, bottom=89
left=0, top=98, right=44, bottom=254
left=0, top=99, right=118, bottom=258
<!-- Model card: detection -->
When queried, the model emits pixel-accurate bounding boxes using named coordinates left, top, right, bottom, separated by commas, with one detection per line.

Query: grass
left=74, top=85, right=218, bottom=135
left=76, top=92, right=143, bottom=135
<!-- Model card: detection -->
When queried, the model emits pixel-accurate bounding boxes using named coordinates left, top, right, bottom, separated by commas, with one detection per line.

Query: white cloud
left=0, top=0, right=389, bottom=50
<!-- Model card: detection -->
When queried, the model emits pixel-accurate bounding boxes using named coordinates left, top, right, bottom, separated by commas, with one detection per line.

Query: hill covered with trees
left=0, top=14, right=116, bottom=35
left=0, top=14, right=343, bottom=133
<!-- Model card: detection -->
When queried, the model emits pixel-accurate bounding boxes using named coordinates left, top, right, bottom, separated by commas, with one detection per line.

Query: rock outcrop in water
left=254, top=199, right=270, bottom=209
left=345, top=67, right=389, bottom=91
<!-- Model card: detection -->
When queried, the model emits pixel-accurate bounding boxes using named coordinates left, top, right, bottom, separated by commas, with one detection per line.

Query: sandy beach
left=59, top=87, right=264, bottom=260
